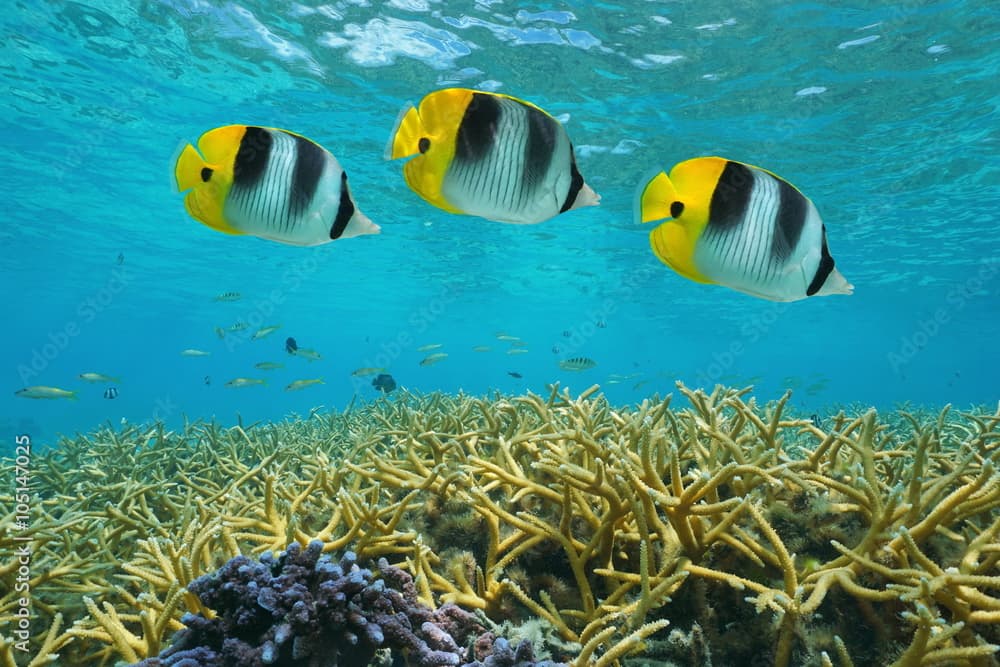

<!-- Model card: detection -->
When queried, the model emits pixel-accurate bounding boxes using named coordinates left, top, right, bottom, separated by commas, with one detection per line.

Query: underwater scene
left=2, top=1, right=999, bottom=666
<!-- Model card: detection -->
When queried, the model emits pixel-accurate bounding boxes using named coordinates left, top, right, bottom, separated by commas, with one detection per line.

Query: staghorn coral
left=0, top=386, right=997, bottom=667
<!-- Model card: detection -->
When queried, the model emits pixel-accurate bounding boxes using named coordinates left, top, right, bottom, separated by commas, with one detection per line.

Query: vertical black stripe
left=806, top=225, right=836, bottom=296
left=329, top=171, right=354, bottom=240
left=523, top=106, right=555, bottom=191
left=559, top=150, right=585, bottom=213
left=288, top=133, right=326, bottom=218
left=708, top=161, right=753, bottom=231
left=455, top=93, right=501, bottom=163
left=772, top=178, right=808, bottom=261
left=233, top=126, right=272, bottom=188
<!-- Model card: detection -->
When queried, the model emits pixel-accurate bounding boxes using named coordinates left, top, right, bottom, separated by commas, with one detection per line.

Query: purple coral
left=133, top=541, right=564, bottom=667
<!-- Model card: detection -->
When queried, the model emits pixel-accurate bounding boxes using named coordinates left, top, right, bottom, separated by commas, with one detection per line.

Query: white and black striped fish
left=103, top=387, right=119, bottom=399
left=175, top=125, right=379, bottom=246
left=387, top=88, right=600, bottom=224
left=639, top=157, right=852, bottom=301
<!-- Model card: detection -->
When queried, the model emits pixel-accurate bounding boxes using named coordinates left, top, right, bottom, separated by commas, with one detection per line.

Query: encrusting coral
left=133, top=539, right=561, bottom=667
left=0, top=384, right=998, bottom=666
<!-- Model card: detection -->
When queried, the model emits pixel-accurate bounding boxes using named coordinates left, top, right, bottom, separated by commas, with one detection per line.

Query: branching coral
left=1, top=386, right=998, bottom=667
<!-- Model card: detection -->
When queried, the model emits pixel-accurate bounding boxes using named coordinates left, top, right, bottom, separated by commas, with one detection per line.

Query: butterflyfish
left=175, top=125, right=379, bottom=246
left=386, top=88, right=600, bottom=224
left=639, top=157, right=852, bottom=302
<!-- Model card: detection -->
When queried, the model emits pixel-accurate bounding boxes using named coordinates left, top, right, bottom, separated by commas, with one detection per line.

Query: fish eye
left=418, top=137, right=430, bottom=153
left=670, top=201, right=684, bottom=218
left=201, top=167, right=213, bottom=182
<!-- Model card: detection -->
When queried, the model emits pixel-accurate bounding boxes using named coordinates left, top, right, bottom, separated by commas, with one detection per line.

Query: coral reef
left=0, top=384, right=998, bottom=667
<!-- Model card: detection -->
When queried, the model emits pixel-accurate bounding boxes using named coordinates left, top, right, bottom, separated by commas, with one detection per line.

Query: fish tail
left=815, top=267, right=854, bottom=297
left=638, top=171, right=679, bottom=224
left=174, top=143, right=206, bottom=192
left=385, top=104, right=424, bottom=160
left=68, top=391, right=78, bottom=401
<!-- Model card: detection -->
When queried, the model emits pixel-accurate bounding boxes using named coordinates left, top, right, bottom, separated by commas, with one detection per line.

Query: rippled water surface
left=3, top=0, right=998, bottom=441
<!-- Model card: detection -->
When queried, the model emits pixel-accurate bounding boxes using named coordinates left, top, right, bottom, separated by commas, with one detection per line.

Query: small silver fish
left=351, top=367, right=386, bottom=377
left=252, top=325, right=282, bottom=340
left=225, top=378, right=266, bottom=388
left=417, top=343, right=443, bottom=352
left=214, top=291, right=242, bottom=302
left=181, top=349, right=211, bottom=357
left=286, top=378, right=325, bottom=391
left=16, top=386, right=77, bottom=400
left=79, top=372, right=121, bottom=383
left=294, top=348, right=323, bottom=361
left=419, top=352, right=448, bottom=366
left=254, top=362, right=284, bottom=370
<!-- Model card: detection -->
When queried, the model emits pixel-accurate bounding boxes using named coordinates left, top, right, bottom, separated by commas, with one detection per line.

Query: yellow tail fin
left=639, top=171, right=678, bottom=223
left=175, top=144, right=205, bottom=192
left=385, top=105, right=424, bottom=160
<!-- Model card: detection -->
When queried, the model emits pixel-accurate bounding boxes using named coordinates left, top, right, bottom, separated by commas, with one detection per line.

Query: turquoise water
left=3, top=0, right=998, bottom=444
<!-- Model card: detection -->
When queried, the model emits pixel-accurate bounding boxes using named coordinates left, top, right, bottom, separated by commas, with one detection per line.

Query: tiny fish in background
left=419, top=352, right=448, bottom=366
left=213, top=291, right=241, bottom=302
left=386, top=88, right=600, bottom=224
left=285, top=337, right=298, bottom=354
left=496, top=334, right=520, bottom=342
left=252, top=325, right=282, bottom=340
left=372, top=373, right=397, bottom=393
left=116, top=252, right=125, bottom=265
left=507, top=349, right=528, bottom=355
left=286, top=378, right=324, bottom=391
left=558, top=357, right=597, bottom=371
left=228, top=322, right=249, bottom=333
left=79, top=372, right=120, bottom=383
left=255, top=362, right=284, bottom=371
left=175, top=125, right=379, bottom=246
left=639, top=157, right=852, bottom=301
left=507, top=371, right=523, bottom=378
left=103, top=387, right=119, bottom=399
left=596, top=319, right=607, bottom=328
left=294, top=348, right=322, bottom=362
left=416, top=343, right=443, bottom=352
left=351, top=367, right=386, bottom=377
left=15, top=386, right=77, bottom=400
left=472, top=345, right=491, bottom=352
left=204, top=376, right=211, bottom=385
left=215, top=327, right=226, bottom=339
left=225, top=378, right=266, bottom=388
left=181, top=349, right=211, bottom=357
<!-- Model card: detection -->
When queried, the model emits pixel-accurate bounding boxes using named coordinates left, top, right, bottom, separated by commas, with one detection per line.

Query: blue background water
left=3, top=1, right=998, bottom=446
